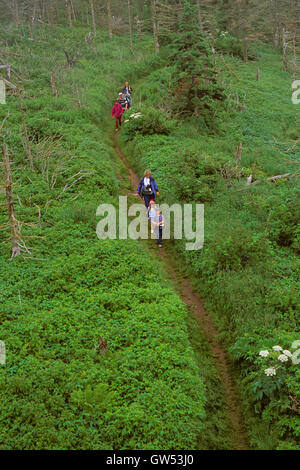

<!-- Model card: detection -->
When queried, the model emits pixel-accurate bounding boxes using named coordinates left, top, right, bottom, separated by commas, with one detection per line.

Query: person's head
left=114, top=99, right=118, bottom=104
left=149, top=200, right=155, bottom=206
left=144, top=170, right=151, bottom=178
left=118, top=92, right=123, bottom=98
left=125, top=82, right=129, bottom=86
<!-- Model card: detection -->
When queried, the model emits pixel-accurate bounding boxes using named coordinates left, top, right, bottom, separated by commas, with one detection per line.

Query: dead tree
left=29, top=0, right=38, bottom=40
left=196, top=0, right=204, bottom=33
left=50, top=72, right=59, bottom=98
left=17, top=89, right=33, bottom=170
left=107, top=0, right=113, bottom=39
left=65, top=0, right=72, bottom=27
left=282, top=28, right=288, bottom=70
left=135, top=16, right=142, bottom=40
left=89, top=0, right=97, bottom=37
left=151, top=0, right=160, bottom=53
left=257, top=66, right=261, bottom=81
left=2, top=144, right=21, bottom=258
left=94, top=337, right=108, bottom=354
left=128, top=0, right=133, bottom=51
left=63, top=49, right=80, bottom=67
left=235, top=142, right=242, bottom=166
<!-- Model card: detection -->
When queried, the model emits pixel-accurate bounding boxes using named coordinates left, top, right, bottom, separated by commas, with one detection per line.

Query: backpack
left=142, top=180, right=153, bottom=196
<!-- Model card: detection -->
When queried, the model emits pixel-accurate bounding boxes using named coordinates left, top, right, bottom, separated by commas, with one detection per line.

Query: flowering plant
left=258, top=342, right=300, bottom=378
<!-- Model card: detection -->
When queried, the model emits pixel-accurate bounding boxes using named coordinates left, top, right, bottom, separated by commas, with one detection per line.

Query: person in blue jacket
left=138, top=170, right=159, bottom=208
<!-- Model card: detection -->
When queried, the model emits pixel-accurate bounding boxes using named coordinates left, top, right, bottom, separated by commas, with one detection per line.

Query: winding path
left=114, top=138, right=249, bottom=451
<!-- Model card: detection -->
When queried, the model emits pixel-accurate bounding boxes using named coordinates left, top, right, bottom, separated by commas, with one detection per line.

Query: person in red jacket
left=112, top=100, right=124, bottom=132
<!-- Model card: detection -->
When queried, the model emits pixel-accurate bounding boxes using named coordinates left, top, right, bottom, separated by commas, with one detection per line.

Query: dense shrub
left=122, top=107, right=176, bottom=141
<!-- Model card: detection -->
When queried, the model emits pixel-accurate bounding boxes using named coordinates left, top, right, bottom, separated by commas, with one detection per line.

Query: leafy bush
left=122, top=108, right=176, bottom=141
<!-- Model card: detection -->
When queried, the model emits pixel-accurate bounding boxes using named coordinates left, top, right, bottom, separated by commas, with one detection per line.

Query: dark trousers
left=155, top=227, right=163, bottom=245
left=143, top=194, right=155, bottom=208
left=115, top=116, right=122, bottom=129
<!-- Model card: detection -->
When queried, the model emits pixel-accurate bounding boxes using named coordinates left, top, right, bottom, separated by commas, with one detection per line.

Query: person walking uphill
left=112, top=100, right=123, bottom=132
left=123, top=81, right=133, bottom=96
left=138, top=170, right=159, bottom=209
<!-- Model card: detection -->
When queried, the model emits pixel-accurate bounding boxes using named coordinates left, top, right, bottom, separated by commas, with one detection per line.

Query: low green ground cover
left=0, top=26, right=207, bottom=449
left=121, top=44, right=300, bottom=449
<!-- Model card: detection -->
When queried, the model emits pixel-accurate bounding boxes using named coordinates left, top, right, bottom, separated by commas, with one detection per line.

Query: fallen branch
left=0, top=73, right=17, bottom=90
left=267, top=173, right=291, bottom=182
left=240, top=171, right=296, bottom=190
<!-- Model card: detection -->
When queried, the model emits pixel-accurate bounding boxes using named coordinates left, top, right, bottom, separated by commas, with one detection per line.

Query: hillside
left=0, top=3, right=299, bottom=452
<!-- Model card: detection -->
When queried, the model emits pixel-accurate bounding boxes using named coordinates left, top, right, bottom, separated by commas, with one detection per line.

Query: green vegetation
left=0, top=27, right=207, bottom=450
left=1, top=0, right=299, bottom=451
left=121, top=43, right=300, bottom=449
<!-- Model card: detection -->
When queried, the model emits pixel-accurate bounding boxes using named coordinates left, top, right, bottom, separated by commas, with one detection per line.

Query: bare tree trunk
left=107, top=0, right=113, bottom=39
left=151, top=0, right=160, bottom=53
left=54, top=0, right=59, bottom=23
left=45, top=0, right=54, bottom=31
left=136, top=16, right=142, bottom=40
left=257, top=66, right=261, bottom=81
left=29, top=0, right=38, bottom=40
left=243, top=38, right=248, bottom=63
left=282, top=28, right=288, bottom=70
left=65, top=0, right=72, bottom=27
left=70, top=0, right=76, bottom=23
left=128, top=0, right=133, bottom=50
left=2, top=144, right=21, bottom=258
left=14, top=0, right=20, bottom=26
left=271, top=0, right=280, bottom=49
left=17, top=89, right=34, bottom=170
left=235, top=142, right=242, bottom=166
left=89, top=0, right=96, bottom=37
left=196, top=0, right=204, bottom=33
left=50, top=72, right=59, bottom=97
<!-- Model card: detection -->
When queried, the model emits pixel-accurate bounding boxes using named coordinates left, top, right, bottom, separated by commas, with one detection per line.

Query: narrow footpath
left=114, top=138, right=249, bottom=451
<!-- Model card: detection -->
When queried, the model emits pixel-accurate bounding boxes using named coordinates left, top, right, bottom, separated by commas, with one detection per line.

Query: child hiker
left=153, top=208, right=164, bottom=248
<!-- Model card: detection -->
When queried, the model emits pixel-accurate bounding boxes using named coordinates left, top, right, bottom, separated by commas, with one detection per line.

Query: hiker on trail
left=123, top=82, right=133, bottom=108
left=148, top=199, right=157, bottom=232
left=153, top=208, right=164, bottom=248
left=138, top=170, right=159, bottom=209
left=118, top=92, right=129, bottom=113
left=124, top=92, right=132, bottom=109
left=123, top=82, right=133, bottom=96
left=112, top=99, right=124, bottom=132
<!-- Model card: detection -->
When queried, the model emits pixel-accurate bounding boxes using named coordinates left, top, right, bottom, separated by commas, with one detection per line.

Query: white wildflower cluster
left=283, top=350, right=293, bottom=358
left=278, top=354, right=289, bottom=362
left=258, top=344, right=296, bottom=376
left=259, top=350, right=269, bottom=357
left=264, top=368, right=276, bottom=377
left=130, top=112, right=142, bottom=119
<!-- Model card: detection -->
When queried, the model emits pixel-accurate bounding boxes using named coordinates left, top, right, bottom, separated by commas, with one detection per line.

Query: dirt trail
left=114, top=140, right=249, bottom=450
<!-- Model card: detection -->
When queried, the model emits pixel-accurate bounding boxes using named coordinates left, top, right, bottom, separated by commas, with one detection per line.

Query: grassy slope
left=0, top=26, right=210, bottom=449
left=120, top=44, right=300, bottom=449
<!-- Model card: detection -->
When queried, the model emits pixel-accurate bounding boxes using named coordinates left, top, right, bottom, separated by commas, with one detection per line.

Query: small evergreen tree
left=171, top=0, right=225, bottom=122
